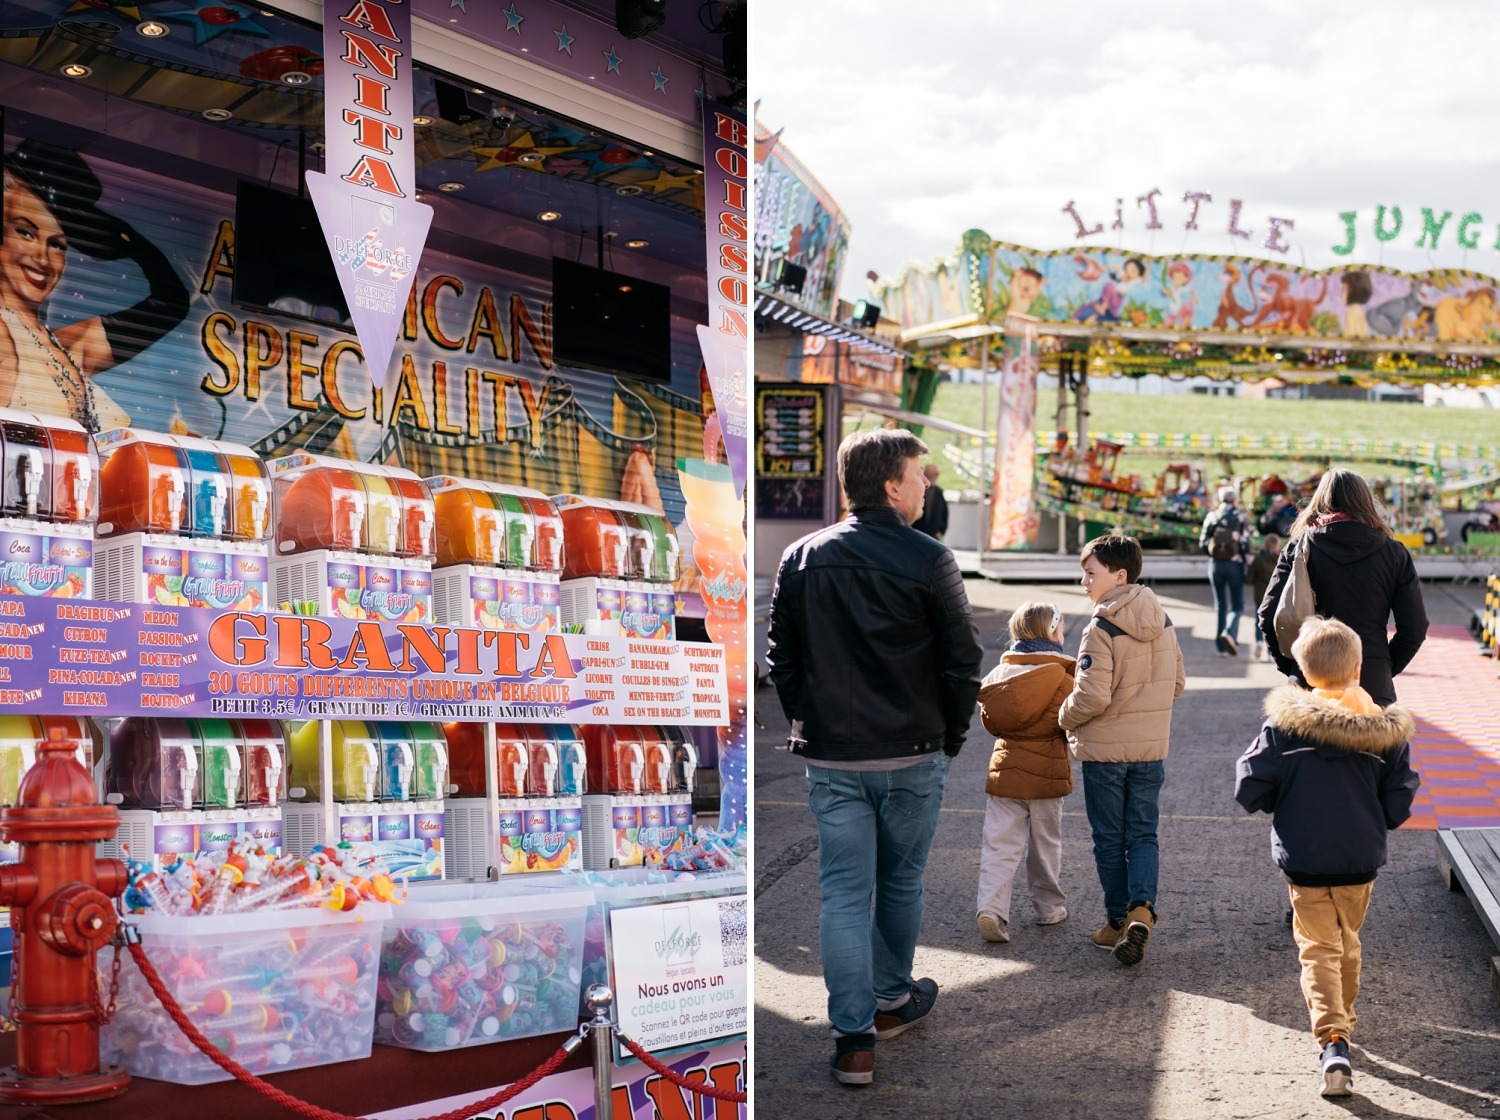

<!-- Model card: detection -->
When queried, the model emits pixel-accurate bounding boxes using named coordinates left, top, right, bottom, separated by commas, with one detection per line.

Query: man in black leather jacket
left=766, top=428, right=982, bottom=1086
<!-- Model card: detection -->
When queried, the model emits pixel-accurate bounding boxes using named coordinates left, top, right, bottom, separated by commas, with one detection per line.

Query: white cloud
left=754, top=0, right=1500, bottom=300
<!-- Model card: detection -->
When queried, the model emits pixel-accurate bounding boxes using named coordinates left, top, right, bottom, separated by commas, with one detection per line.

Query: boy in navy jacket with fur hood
left=1235, top=617, right=1420, bottom=1100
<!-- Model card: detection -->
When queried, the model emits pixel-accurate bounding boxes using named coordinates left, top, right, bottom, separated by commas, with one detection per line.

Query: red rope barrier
left=126, top=941, right=576, bottom=1120
left=618, top=1034, right=747, bottom=1103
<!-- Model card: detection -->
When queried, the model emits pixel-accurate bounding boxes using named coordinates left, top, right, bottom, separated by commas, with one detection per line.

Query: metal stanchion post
left=585, top=984, right=616, bottom=1120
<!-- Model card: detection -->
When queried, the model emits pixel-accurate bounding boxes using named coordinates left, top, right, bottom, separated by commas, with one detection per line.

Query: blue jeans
left=806, top=753, right=949, bottom=1036
left=1210, top=559, right=1245, bottom=642
left=1082, top=760, right=1164, bottom=922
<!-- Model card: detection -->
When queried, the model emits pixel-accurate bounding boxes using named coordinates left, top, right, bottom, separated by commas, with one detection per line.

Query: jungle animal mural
left=873, top=231, right=1500, bottom=345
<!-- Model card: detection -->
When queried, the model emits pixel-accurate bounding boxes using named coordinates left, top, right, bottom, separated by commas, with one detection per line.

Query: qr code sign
left=717, top=898, right=747, bottom=967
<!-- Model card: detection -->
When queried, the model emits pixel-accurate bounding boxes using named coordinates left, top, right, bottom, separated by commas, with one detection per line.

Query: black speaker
left=721, top=3, right=745, bottom=83
left=616, top=0, right=665, bottom=39
left=853, top=300, right=881, bottom=328
left=773, top=259, right=807, bottom=294
left=434, top=80, right=482, bottom=124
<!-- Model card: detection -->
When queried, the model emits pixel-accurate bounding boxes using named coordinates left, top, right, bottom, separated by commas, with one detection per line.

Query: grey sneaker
left=977, top=911, right=1009, bottom=942
left=1319, top=1036, right=1352, bottom=1097
left=873, top=978, right=938, bottom=1040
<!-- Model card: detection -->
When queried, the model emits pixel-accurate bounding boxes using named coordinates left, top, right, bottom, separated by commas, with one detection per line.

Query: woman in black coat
left=1256, top=469, right=1428, bottom=706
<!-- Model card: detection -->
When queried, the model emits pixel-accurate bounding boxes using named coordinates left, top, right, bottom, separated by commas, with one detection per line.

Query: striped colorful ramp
left=1397, top=624, right=1500, bottom=830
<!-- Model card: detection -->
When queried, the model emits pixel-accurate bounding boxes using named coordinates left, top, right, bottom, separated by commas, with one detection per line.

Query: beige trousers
left=1288, top=881, right=1374, bottom=1045
left=977, top=795, right=1066, bottom=923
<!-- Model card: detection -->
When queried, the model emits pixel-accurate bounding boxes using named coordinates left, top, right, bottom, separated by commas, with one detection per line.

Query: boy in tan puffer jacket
left=975, top=601, right=1076, bottom=943
left=1060, top=534, right=1185, bottom=967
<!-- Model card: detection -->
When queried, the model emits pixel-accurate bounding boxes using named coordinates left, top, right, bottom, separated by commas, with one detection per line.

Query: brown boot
left=1113, top=903, right=1155, bottom=966
left=1091, top=919, right=1124, bottom=949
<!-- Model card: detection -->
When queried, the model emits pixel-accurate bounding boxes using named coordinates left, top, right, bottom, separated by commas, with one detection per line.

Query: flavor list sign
left=611, top=896, right=748, bottom=1054
left=0, top=596, right=726, bottom=725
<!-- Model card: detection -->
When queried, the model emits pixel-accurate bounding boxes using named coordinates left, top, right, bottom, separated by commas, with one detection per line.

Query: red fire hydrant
left=0, top=726, right=130, bottom=1104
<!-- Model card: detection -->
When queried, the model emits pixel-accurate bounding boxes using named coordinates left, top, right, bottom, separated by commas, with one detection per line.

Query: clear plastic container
left=226, top=453, right=272, bottom=542
left=48, top=423, right=98, bottom=525
left=549, top=725, right=587, bottom=796
left=523, top=496, right=564, bottom=573
left=96, top=430, right=264, bottom=539
left=393, top=475, right=436, bottom=560
left=2, top=417, right=53, bottom=521
left=102, top=903, right=390, bottom=1084
left=374, top=722, right=415, bottom=802
left=363, top=472, right=403, bottom=556
left=555, top=495, right=627, bottom=580
left=429, top=477, right=555, bottom=571
left=411, top=722, right=450, bottom=801
left=275, top=464, right=365, bottom=554
left=495, top=724, right=529, bottom=799
left=109, top=718, right=199, bottom=811
left=372, top=885, right=588, bottom=1051
left=272, top=455, right=432, bottom=558
left=193, top=717, right=242, bottom=810
left=183, top=446, right=230, bottom=539
left=0, top=715, right=88, bottom=807
left=582, top=725, right=650, bottom=795
left=287, top=719, right=379, bottom=802
left=443, top=721, right=487, bottom=798
left=241, top=719, right=286, bottom=807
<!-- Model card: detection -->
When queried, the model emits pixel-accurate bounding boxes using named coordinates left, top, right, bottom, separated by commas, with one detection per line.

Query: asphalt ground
left=753, top=575, right=1500, bottom=1119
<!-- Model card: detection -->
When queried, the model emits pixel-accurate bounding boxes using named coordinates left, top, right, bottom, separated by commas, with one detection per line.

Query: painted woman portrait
left=0, top=140, right=188, bottom=431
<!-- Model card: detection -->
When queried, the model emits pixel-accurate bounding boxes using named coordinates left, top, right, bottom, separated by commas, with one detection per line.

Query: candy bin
left=283, top=721, right=445, bottom=882
left=428, top=477, right=562, bottom=633
left=98, top=718, right=283, bottom=871
left=373, top=885, right=590, bottom=1051
left=101, top=903, right=391, bottom=1084
left=0, top=407, right=96, bottom=599
left=267, top=453, right=433, bottom=622
left=91, top=428, right=269, bottom=610
left=512, top=867, right=744, bottom=1020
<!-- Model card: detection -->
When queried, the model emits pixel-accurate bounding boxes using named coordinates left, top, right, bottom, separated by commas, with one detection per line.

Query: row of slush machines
left=1, top=410, right=678, bottom=582
left=0, top=716, right=698, bottom=878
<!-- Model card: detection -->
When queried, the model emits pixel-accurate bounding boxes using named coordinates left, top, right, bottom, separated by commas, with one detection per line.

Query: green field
left=903, top=382, right=1500, bottom=491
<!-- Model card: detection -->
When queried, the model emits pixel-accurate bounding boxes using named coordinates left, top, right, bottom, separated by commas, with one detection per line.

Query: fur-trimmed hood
left=1262, top=685, right=1414, bottom=755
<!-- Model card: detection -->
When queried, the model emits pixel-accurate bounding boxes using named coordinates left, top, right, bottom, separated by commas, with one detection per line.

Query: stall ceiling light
left=626, top=239, right=649, bottom=249
left=202, top=108, right=233, bottom=121
left=413, top=115, right=433, bottom=126
left=61, top=63, right=92, bottom=78
left=518, top=152, right=545, bottom=164
left=615, top=185, right=643, bottom=197
left=537, top=210, right=562, bottom=221
left=281, top=71, right=312, bottom=86
left=437, top=181, right=464, bottom=192
left=136, top=20, right=169, bottom=37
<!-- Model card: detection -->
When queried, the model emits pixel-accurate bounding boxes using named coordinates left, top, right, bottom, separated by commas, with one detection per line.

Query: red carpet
left=1394, top=624, right=1500, bottom=830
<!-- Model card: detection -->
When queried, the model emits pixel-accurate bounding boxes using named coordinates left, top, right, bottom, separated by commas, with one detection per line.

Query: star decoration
left=638, top=169, right=699, bottom=195
left=65, top=0, right=142, bottom=20
left=649, top=66, right=668, bottom=93
left=503, top=2, right=524, bottom=33
left=546, top=156, right=592, bottom=177
left=472, top=131, right=573, bottom=172
left=449, top=0, right=465, bottom=8
left=554, top=23, right=574, bottom=54
left=158, top=0, right=270, bottom=43
left=603, top=45, right=623, bottom=75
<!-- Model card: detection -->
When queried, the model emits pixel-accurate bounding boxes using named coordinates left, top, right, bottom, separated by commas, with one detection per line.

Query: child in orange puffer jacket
left=974, top=601, right=1076, bottom=943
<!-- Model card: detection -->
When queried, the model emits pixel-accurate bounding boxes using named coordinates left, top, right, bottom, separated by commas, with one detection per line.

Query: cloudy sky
left=754, top=0, right=1500, bottom=303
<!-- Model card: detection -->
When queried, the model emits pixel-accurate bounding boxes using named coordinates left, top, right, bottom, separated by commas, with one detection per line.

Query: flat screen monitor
left=233, top=181, right=352, bottom=329
left=551, top=257, right=671, bottom=382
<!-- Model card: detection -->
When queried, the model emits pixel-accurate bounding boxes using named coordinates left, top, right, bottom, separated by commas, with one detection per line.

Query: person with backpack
left=1200, top=486, right=1252, bottom=656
